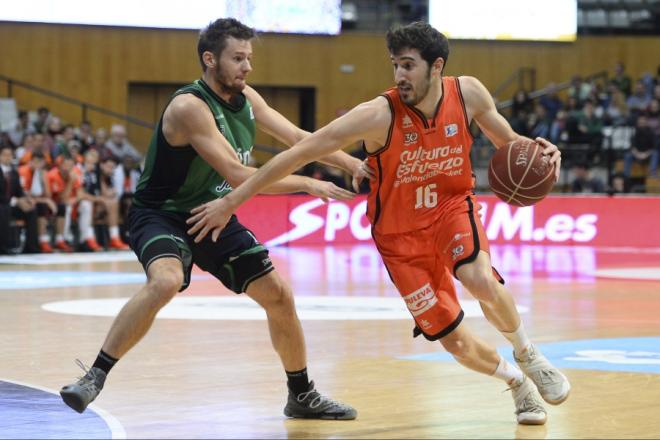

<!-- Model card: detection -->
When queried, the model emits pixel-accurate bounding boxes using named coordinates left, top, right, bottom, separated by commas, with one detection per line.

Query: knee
left=262, top=281, right=295, bottom=313
left=146, top=267, right=183, bottom=306
left=460, top=270, right=500, bottom=303
left=441, top=336, right=472, bottom=360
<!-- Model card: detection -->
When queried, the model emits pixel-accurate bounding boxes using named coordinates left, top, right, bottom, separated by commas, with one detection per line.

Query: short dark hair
left=197, top=18, right=256, bottom=71
left=386, top=22, right=449, bottom=71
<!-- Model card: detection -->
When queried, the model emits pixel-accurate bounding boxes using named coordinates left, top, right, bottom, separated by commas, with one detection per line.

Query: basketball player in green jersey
left=60, top=18, right=367, bottom=420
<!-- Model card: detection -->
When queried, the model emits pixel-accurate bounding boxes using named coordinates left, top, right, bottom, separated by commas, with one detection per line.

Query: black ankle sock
left=286, top=367, right=310, bottom=395
left=92, top=350, right=119, bottom=375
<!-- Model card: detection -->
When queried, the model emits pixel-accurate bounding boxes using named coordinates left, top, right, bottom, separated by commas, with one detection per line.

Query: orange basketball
left=488, top=138, right=555, bottom=207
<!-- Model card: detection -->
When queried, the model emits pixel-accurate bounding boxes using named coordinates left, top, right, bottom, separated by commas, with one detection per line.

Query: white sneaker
left=515, top=344, right=571, bottom=405
left=510, top=376, right=547, bottom=425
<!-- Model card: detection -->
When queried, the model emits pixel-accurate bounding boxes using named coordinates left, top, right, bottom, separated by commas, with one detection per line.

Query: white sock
left=109, top=226, right=120, bottom=239
left=63, top=205, right=73, bottom=242
left=502, top=321, right=532, bottom=357
left=492, top=357, right=524, bottom=385
left=78, top=201, right=94, bottom=240
left=55, top=234, right=64, bottom=242
left=40, top=235, right=50, bottom=243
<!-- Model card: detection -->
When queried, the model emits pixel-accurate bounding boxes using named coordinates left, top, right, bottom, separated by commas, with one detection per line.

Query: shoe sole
left=60, top=390, right=87, bottom=414
left=284, top=409, right=356, bottom=420
left=543, top=386, right=571, bottom=406
left=518, top=416, right=547, bottom=426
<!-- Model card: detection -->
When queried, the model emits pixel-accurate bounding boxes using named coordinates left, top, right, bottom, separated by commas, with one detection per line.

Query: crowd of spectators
left=0, top=107, right=141, bottom=255
left=503, top=62, right=660, bottom=194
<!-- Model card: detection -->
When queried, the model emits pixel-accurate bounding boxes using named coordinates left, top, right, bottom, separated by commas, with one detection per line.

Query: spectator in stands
left=0, top=146, right=40, bottom=254
left=32, top=107, right=51, bottom=134
left=44, top=117, right=63, bottom=156
left=510, top=90, right=532, bottom=135
left=539, top=83, right=563, bottom=120
left=94, top=128, right=109, bottom=151
left=597, top=87, right=628, bottom=126
left=46, top=155, right=82, bottom=252
left=611, top=62, right=632, bottom=97
left=18, top=133, right=53, bottom=168
left=8, top=110, right=34, bottom=148
left=624, top=115, right=658, bottom=179
left=113, top=154, right=141, bottom=234
left=97, top=155, right=129, bottom=250
left=77, top=120, right=96, bottom=154
left=527, top=104, right=552, bottom=140
left=18, top=151, right=57, bottom=253
left=568, top=75, right=592, bottom=104
left=0, top=133, right=12, bottom=151
left=627, top=80, right=652, bottom=121
left=549, top=110, right=570, bottom=146
left=53, top=125, right=76, bottom=158
left=104, top=124, right=141, bottom=162
left=607, top=173, right=629, bottom=195
left=570, top=163, right=605, bottom=194
left=647, top=99, right=660, bottom=138
left=78, top=150, right=104, bottom=252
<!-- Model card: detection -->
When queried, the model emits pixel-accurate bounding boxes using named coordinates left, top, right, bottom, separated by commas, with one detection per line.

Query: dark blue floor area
left=0, top=381, right=113, bottom=439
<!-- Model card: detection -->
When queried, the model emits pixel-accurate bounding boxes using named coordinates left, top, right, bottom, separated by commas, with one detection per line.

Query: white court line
left=0, top=377, right=126, bottom=439
left=0, top=251, right=137, bottom=265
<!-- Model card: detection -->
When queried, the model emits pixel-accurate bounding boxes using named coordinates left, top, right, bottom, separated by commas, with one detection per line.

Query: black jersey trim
left=452, top=196, right=481, bottom=278
left=371, top=155, right=384, bottom=228
left=414, top=309, right=465, bottom=341
left=455, top=77, right=474, bottom=142
left=404, top=79, right=445, bottom=129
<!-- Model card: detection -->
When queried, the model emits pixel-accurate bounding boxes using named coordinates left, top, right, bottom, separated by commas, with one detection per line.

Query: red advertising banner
left=235, top=194, right=660, bottom=247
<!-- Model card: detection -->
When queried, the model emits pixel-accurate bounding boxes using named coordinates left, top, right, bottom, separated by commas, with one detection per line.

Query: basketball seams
left=489, top=138, right=555, bottom=206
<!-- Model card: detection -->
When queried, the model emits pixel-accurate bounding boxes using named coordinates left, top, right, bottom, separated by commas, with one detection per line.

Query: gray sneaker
left=515, top=344, right=571, bottom=405
left=284, top=381, right=357, bottom=420
left=60, top=360, right=106, bottom=413
left=510, top=376, right=547, bottom=425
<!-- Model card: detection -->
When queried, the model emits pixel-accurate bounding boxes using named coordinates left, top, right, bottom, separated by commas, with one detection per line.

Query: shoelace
left=517, top=394, right=545, bottom=415
left=297, top=389, right=345, bottom=410
left=73, top=359, right=100, bottom=391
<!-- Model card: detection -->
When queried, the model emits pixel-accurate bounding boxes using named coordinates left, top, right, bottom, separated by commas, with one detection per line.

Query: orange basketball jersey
left=366, top=76, right=475, bottom=235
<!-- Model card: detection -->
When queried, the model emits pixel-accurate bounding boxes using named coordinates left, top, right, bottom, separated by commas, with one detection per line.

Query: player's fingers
left=187, top=217, right=205, bottom=235
left=212, top=228, right=221, bottom=242
left=194, top=225, right=211, bottom=243
left=190, top=204, right=206, bottom=215
left=186, top=211, right=205, bottom=225
left=352, top=176, right=360, bottom=193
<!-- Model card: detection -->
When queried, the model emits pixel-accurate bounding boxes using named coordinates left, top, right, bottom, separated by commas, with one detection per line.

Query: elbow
left=224, top=166, right=251, bottom=188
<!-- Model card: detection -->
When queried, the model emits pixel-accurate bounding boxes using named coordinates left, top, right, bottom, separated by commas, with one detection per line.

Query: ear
left=432, top=57, right=445, bottom=75
left=203, top=51, right=216, bottom=69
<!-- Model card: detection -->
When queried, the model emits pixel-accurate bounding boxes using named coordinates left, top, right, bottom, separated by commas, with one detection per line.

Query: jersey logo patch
left=404, top=132, right=418, bottom=146
left=402, top=115, right=413, bottom=129
left=444, top=123, right=458, bottom=137
left=402, top=283, right=438, bottom=317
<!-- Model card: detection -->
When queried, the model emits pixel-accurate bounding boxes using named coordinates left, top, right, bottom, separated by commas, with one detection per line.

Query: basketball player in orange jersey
left=186, top=22, right=569, bottom=425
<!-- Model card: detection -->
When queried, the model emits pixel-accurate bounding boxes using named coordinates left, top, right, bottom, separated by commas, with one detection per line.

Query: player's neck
left=201, top=73, right=234, bottom=102
left=412, top=79, right=443, bottom=119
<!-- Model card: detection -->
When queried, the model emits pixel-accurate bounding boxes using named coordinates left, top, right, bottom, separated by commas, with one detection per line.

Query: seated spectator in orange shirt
left=46, top=155, right=82, bottom=252
left=19, top=151, right=58, bottom=253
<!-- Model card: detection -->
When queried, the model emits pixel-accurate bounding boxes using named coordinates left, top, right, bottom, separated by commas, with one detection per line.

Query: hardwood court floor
left=1, top=244, right=660, bottom=439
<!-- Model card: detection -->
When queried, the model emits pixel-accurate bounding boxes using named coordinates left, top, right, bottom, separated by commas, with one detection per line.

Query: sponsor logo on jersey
left=215, top=181, right=232, bottom=194
left=402, top=283, right=438, bottom=317
left=394, top=144, right=465, bottom=186
left=219, top=124, right=226, bottom=135
left=249, top=107, right=255, bottom=120
left=451, top=244, right=465, bottom=261
left=402, top=115, right=413, bottom=128
left=403, top=132, right=418, bottom=146
left=444, top=123, right=458, bottom=137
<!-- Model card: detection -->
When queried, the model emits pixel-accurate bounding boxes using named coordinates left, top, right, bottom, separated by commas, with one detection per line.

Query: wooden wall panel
left=1, top=22, right=658, bottom=153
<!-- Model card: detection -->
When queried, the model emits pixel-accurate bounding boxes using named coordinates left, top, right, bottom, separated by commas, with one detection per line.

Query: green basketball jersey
left=133, top=79, right=255, bottom=213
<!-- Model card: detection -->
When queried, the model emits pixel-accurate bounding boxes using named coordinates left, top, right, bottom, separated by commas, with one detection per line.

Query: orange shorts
left=373, top=196, right=501, bottom=340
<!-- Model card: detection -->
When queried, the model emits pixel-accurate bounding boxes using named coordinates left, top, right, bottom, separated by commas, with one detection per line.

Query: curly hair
left=386, top=22, right=449, bottom=71
left=197, top=18, right=256, bottom=70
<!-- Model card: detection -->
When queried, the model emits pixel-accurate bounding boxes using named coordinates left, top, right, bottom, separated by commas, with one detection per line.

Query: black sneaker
left=60, top=360, right=107, bottom=413
left=284, top=381, right=357, bottom=420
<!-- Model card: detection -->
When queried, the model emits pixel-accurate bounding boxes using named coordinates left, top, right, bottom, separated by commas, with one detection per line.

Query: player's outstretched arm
left=165, top=94, right=353, bottom=196
left=186, top=97, right=389, bottom=243
left=460, top=76, right=561, bottom=181
left=244, top=86, right=373, bottom=180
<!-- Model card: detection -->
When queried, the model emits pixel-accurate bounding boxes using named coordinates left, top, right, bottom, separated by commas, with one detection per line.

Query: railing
left=496, top=70, right=609, bottom=110
left=0, top=74, right=154, bottom=130
left=491, top=67, right=537, bottom=102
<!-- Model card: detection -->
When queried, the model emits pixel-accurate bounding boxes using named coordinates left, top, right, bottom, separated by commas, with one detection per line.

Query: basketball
left=488, top=138, right=555, bottom=207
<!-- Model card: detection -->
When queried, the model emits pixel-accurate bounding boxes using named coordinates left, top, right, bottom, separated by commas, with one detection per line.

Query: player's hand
left=45, top=199, right=57, bottom=215
left=186, top=198, right=234, bottom=243
left=307, top=180, right=356, bottom=202
left=536, top=137, right=561, bottom=183
left=351, top=159, right=375, bottom=193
